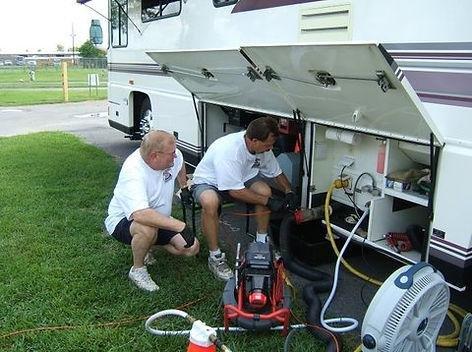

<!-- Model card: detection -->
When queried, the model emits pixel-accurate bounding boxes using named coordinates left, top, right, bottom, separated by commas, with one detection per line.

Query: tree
left=56, top=44, right=64, bottom=52
left=78, top=40, right=106, bottom=58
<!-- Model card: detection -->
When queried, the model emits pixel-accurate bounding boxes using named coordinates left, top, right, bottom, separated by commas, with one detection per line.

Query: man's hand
left=180, top=227, right=195, bottom=248
left=266, top=197, right=288, bottom=212
left=180, top=187, right=193, bottom=207
left=284, top=191, right=298, bottom=211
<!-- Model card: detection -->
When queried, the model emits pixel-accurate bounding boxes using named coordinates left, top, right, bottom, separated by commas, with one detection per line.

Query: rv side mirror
left=89, top=19, right=103, bottom=45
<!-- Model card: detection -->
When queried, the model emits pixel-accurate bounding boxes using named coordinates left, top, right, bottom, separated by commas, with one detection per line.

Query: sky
left=0, top=0, right=108, bottom=53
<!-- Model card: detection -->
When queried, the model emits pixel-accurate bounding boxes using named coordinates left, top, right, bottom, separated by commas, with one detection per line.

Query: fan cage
left=381, top=271, right=448, bottom=352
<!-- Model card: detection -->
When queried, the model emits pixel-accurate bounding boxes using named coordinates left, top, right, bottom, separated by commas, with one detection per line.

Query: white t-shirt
left=192, top=131, right=282, bottom=191
left=104, top=148, right=183, bottom=234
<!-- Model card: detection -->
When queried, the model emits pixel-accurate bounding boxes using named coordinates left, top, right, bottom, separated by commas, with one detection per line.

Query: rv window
left=141, top=0, right=181, bottom=22
left=111, top=0, right=128, bottom=47
left=213, top=0, right=238, bottom=8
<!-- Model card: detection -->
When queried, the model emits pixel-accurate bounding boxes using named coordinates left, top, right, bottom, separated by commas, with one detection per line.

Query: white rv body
left=104, top=0, right=472, bottom=289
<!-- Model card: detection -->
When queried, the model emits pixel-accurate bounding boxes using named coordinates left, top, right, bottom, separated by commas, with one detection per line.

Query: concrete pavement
left=0, top=100, right=139, bottom=162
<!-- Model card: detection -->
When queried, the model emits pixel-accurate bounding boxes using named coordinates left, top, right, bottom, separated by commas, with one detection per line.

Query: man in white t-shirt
left=191, top=116, right=296, bottom=281
left=105, top=130, right=199, bottom=292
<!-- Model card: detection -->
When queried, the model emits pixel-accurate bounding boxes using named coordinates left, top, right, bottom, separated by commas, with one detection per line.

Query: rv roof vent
left=299, top=3, right=352, bottom=42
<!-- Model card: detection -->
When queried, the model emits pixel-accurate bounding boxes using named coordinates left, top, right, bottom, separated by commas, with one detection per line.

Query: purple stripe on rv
left=403, top=71, right=472, bottom=108
left=391, top=52, right=472, bottom=60
left=232, top=0, right=322, bottom=13
left=431, top=237, right=472, bottom=254
left=429, top=247, right=471, bottom=268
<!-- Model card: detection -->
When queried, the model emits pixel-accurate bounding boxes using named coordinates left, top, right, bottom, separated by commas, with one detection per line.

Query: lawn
left=0, top=88, right=106, bottom=106
left=0, top=67, right=108, bottom=89
left=0, top=67, right=107, bottom=106
left=0, top=132, right=337, bottom=352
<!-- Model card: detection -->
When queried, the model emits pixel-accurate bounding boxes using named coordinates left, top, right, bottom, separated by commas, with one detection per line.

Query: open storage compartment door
left=242, top=43, right=443, bottom=145
left=148, top=44, right=442, bottom=146
left=146, top=49, right=294, bottom=118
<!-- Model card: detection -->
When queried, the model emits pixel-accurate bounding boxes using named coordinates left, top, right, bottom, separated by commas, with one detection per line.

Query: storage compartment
left=383, top=139, right=431, bottom=207
left=308, top=124, right=432, bottom=265
left=270, top=217, right=341, bottom=267
left=203, top=103, right=304, bottom=195
left=151, top=41, right=470, bottom=289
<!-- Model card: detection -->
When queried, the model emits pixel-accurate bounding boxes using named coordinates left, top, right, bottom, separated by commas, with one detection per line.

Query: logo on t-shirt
left=163, top=169, right=172, bottom=182
left=252, top=158, right=261, bottom=169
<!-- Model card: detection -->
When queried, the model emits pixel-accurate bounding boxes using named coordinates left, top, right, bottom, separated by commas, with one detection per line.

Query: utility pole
left=71, top=24, right=76, bottom=66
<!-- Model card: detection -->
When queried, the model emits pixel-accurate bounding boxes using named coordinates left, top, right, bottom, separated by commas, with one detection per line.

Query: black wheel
left=138, top=98, right=152, bottom=138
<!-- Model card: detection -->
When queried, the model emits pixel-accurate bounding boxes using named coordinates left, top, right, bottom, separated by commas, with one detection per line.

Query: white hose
left=145, top=309, right=190, bottom=336
left=145, top=307, right=306, bottom=336
left=320, top=209, right=370, bottom=333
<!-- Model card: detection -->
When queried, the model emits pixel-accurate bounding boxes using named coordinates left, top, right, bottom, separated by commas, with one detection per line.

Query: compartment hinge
left=376, top=70, right=394, bottom=93
left=263, top=66, right=281, bottom=82
left=246, top=66, right=262, bottom=82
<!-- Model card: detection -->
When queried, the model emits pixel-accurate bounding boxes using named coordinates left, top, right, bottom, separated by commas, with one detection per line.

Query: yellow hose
left=449, top=303, right=468, bottom=318
left=353, top=344, right=362, bottom=352
left=324, top=179, right=467, bottom=348
left=436, top=310, right=460, bottom=343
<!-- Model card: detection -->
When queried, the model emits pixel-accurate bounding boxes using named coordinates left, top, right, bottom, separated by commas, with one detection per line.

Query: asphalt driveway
left=0, top=100, right=139, bottom=162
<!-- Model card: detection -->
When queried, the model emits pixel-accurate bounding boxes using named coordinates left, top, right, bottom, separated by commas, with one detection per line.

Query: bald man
left=105, top=130, right=199, bottom=292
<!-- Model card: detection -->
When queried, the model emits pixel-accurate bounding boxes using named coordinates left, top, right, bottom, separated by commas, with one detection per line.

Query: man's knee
left=199, top=190, right=221, bottom=216
left=130, top=222, right=157, bottom=242
left=249, top=181, right=272, bottom=198
left=175, top=238, right=200, bottom=257
left=184, top=239, right=200, bottom=256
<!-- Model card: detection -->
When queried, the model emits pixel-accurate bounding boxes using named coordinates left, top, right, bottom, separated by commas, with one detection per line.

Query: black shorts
left=111, top=218, right=179, bottom=246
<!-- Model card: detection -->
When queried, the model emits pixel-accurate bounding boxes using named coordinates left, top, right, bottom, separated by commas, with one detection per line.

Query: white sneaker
left=208, top=253, right=234, bottom=281
left=144, top=251, right=156, bottom=265
left=128, top=266, right=159, bottom=292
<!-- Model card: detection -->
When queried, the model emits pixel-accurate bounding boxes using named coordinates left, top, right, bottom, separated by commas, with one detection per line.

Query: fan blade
left=416, top=287, right=439, bottom=317
left=428, top=306, right=446, bottom=319
left=420, top=335, right=432, bottom=350
left=396, top=327, right=411, bottom=346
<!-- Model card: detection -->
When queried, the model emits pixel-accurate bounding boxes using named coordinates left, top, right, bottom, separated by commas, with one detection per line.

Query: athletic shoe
left=208, top=253, right=233, bottom=281
left=144, top=251, right=156, bottom=265
left=128, top=266, right=159, bottom=292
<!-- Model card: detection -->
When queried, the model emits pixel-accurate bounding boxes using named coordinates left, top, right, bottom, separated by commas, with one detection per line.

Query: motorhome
left=91, top=0, right=472, bottom=290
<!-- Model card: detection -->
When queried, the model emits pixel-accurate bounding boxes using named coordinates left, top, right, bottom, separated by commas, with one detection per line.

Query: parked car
left=4, top=60, right=13, bottom=66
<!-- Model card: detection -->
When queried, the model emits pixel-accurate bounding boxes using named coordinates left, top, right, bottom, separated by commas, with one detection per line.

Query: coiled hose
left=279, top=214, right=341, bottom=351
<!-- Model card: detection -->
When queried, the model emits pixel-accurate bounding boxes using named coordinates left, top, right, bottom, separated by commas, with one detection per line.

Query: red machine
left=222, top=242, right=292, bottom=334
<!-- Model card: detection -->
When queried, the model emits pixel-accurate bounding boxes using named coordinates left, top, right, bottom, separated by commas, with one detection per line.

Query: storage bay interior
left=204, top=103, right=431, bottom=263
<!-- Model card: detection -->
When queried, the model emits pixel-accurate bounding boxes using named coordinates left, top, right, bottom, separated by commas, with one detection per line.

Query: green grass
left=0, top=133, right=358, bottom=351
left=0, top=67, right=108, bottom=89
left=0, top=88, right=107, bottom=106
left=0, top=67, right=108, bottom=106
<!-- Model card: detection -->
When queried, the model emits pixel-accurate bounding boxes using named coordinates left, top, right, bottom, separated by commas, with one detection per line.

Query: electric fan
left=361, top=262, right=450, bottom=352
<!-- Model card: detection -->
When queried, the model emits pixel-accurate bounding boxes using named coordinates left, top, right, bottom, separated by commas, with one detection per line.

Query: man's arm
left=131, top=208, right=185, bottom=232
left=274, top=173, right=292, bottom=194
left=177, top=159, right=189, bottom=189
